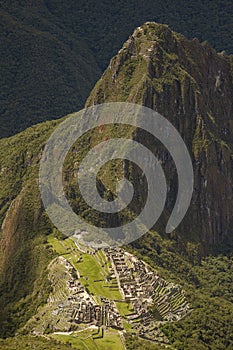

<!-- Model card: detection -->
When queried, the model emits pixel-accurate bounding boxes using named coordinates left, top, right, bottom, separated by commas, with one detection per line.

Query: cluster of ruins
left=46, top=247, right=189, bottom=342
left=103, top=248, right=190, bottom=339
left=49, top=256, right=123, bottom=330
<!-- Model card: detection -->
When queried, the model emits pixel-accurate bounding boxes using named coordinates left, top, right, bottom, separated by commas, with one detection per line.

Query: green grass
left=51, top=332, right=97, bottom=350
left=51, top=329, right=124, bottom=350
left=116, top=301, right=134, bottom=317
left=0, top=335, right=73, bottom=350
left=47, top=235, right=122, bottom=301
left=123, top=320, right=133, bottom=332
left=71, top=252, right=122, bottom=300
left=47, top=236, right=68, bottom=255
left=94, top=330, right=124, bottom=350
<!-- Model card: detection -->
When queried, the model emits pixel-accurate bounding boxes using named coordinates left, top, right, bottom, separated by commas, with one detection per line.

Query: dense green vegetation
left=0, top=3, right=101, bottom=138
left=0, top=121, right=60, bottom=337
left=1, top=0, right=233, bottom=137
left=125, top=334, right=168, bottom=349
left=129, top=232, right=233, bottom=349
left=0, top=335, right=72, bottom=350
left=44, top=0, right=233, bottom=69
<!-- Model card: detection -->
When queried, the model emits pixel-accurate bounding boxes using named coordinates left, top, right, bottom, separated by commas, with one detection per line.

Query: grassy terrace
left=115, top=301, right=134, bottom=317
left=51, top=328, right=124, bottom=350
left=46, top=235, right=129, bottom=349
left=47, top=235, right=139, bottom=320
left=47, top=235, right=122, bottom=302
left=47, top=234, right=133, bottom=319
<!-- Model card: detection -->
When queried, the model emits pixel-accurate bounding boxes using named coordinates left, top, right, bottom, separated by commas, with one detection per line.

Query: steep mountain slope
left=86, top=22, right=233, bottom=249
left=1, top=0, right=233, bottom=137
left=0, top=121, right=58, bottom=336
left=0, top=23, right=233, bottom=349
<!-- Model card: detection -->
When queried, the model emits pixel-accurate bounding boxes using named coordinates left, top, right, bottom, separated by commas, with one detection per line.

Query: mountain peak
left=87, top=22, right=233, bottom=248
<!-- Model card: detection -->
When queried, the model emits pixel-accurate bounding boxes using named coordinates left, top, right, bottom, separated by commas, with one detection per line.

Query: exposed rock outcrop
left=86, top=22, right=233, bottom=248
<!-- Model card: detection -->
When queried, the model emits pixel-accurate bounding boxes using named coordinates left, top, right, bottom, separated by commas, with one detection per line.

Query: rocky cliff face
left=86, top=22, right=233, bottom=248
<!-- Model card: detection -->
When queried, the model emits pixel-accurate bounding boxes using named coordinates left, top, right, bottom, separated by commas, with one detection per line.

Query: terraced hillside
left=20, top=235, right=189, bottom=348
